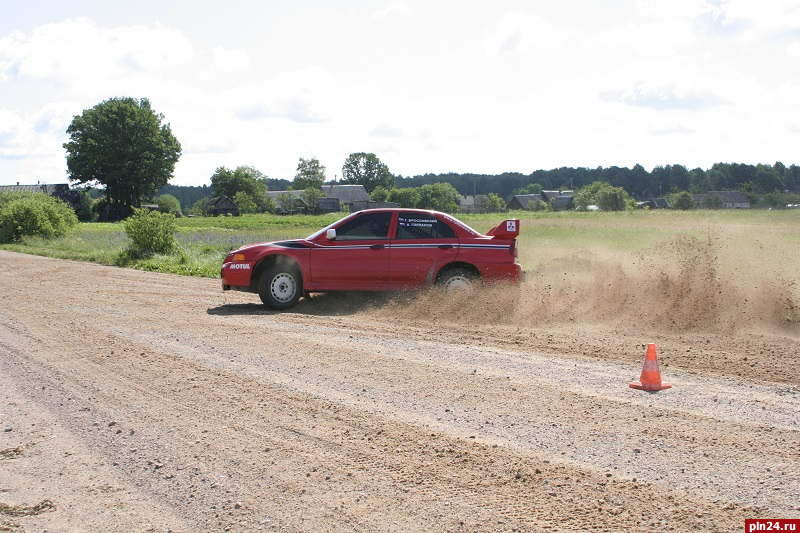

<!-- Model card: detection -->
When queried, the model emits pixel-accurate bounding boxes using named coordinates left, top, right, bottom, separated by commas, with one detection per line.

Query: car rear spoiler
left=486, top=219, right=520, bottom=239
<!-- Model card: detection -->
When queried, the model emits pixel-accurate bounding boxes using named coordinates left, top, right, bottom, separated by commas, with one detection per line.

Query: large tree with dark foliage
left=64, top=97, right=181, bottom=211
left=210, top=165, right=269, bottom=211
left=341, top=152, right=394, bottom=193
left=293, top=157, right=327, bottom=190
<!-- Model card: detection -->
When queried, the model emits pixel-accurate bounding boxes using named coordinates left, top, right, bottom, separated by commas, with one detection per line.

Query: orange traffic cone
left=630, top=343, right=672, bottom=391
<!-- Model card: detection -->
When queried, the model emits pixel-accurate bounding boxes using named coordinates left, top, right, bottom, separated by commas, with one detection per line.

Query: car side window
left=396, top=213, right=456, bottom=239
left=334, top=212, right=393, bottom=240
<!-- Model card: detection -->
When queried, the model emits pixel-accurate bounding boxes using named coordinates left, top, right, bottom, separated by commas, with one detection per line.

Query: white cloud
left=484, top=11, right=570, bottom=57
left=0, top=18, right=193, bottom=86
left=210, top=47, right=251, bottom=73
left=372, top=0, right=410, bottom=19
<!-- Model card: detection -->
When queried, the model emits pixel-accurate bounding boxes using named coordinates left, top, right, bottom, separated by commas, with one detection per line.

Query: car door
left=389, top=212, right=459, bottom=287
left=308, top=211, right=392, bottom=288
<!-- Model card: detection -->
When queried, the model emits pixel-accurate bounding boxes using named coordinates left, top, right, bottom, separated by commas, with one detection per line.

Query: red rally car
left=221, top=208, right=521, bottom=310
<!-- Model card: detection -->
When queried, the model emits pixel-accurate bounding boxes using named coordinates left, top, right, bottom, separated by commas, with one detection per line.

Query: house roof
left=458, top=195, right=488, bottom=206
left=712, top=191, right=750, bottom=203
left=509, top=194, right=542, bottom=209
left=321, top=184, right=370, bottom=203
left=553, top=195, right=574, bottom=209
left=694, top=191, right=751, bottom=205
left=0, top=183, right=70, bottom=196
left=210, top=196, right=237, bottom=208
left=265, top=190, right=304, bottom=200
left=652, top=198, right=671, bottom=208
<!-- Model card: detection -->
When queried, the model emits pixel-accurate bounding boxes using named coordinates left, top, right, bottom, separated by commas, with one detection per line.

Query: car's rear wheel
left=437, top=267, right=476, bottom=296
left=258, top=264, right=302, bottom=310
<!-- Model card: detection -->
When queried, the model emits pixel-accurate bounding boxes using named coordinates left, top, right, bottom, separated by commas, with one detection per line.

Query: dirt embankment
left=1, top=250, right=798, bottom=532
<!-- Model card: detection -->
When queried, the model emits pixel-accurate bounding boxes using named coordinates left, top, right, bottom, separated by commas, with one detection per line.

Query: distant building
left=320, top=184, right=370, bottom=210
left=507, top=194, right=542, bottom=210
left=315, top=197, right=341, bottom=214
left=458, top=194, right=489, bottom=213
left=652, top=198, right=671, bottom=209
left=693, top=191, right=750, bottom=209
left=640, top=198, right=671, bottom=209
left=508, top=190, right=573, bottom=211
left=266, top=190, right=307, bottom=214
left=209, top=196, right=239, bottom=216
left=552, top=194, right=574, bottom=211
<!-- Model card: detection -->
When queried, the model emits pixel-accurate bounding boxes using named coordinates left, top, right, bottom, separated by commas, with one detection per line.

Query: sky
left=1, top=0, right=799, bottom=187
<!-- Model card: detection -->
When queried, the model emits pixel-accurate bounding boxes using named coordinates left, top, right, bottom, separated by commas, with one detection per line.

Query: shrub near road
left=121, top=208, right=178, bottom=258
left=0, top=192, right=78, bottom=243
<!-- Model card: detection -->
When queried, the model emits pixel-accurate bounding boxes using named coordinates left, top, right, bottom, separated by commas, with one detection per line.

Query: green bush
left=0, top=193, right=78, bottom=243
left=671, top=190, right=697, bottom=210
left=596, top=185, right=632, bottom=211
left=122, top=208, right=178, bottom=258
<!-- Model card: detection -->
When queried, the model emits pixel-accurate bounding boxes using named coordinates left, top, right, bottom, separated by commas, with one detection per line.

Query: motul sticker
left=229, top=263, right=251, bottom=270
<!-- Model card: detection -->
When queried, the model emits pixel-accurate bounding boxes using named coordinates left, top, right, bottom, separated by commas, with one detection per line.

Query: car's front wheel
left=436, top=267, right=476, bottom=296
left=258, top=264, right=302, bottom=310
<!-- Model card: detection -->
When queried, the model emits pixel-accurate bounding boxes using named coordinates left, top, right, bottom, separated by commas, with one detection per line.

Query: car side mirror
left=326, top=229, right=336, bottom=240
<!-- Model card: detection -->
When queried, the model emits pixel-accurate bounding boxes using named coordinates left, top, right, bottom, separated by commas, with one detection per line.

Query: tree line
left=400, top=162, right=800, bottom=204
left=62, top=96, right=800, bottom=218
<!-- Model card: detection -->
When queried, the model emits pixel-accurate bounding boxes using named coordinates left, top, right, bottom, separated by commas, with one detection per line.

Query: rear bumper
left=479, top=262, right=522, bottom=284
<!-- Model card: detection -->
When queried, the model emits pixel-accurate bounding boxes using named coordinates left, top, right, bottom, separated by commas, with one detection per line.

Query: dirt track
left=1, top=250, right=798, bottom=532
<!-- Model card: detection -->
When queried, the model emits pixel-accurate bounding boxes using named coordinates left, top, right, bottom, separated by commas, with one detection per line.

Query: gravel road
left=1, top=250, right=798, bottom=532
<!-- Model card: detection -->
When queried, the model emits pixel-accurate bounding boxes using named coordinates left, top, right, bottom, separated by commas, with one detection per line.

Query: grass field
left=2, top=209, right=798, bottom=283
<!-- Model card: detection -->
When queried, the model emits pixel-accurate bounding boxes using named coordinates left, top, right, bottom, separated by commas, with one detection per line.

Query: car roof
left=352, top=208, right=442, bottom=215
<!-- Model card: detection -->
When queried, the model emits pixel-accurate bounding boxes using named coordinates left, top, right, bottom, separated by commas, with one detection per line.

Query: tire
left=437, top=267, right=476, bottom=296
left=258, top=263, right=302, bottom=310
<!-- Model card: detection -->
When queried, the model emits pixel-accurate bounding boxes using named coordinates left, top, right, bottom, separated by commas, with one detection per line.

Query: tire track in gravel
left=89, top=308, right=799, bottom=517
left=0, top=312, right=763, bottom=532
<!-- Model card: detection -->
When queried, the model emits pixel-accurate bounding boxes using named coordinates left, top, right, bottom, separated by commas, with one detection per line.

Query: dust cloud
left=368, top=235, right=800, bottom=336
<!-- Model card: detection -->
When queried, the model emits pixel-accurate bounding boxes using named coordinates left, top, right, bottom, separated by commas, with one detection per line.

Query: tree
left=341, top=153, right=394, bottom=193
left=527, top=199, right=551, bottom=212
left=210, top=166, right=269, bottom=211
left=154, top=194, right=182, bottom=215
left=293, top=157, right=326, bottom=190
left=300, top=188, right=325, bottom=213
left=190, top=197, right=211, bottom=217
left=514, top=183, right=543, bottom=195
left=596, top=185, right=631, bottom=211
left=417, top=183, right=460, bottom=212
left=233, top=191, right=258, bottom=214
left=370, top=186, right=390, bottom=202
left=572, top=181, right=611, bottom=210
left=276, top=192, right=297, bottom=213
left=387, top=187, right=421, bottom=208
left=486, top=192, right=506, bottom=212
left=64, top=97, right=181, bottom=211
left=671, top=191, right=697, bottom=210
